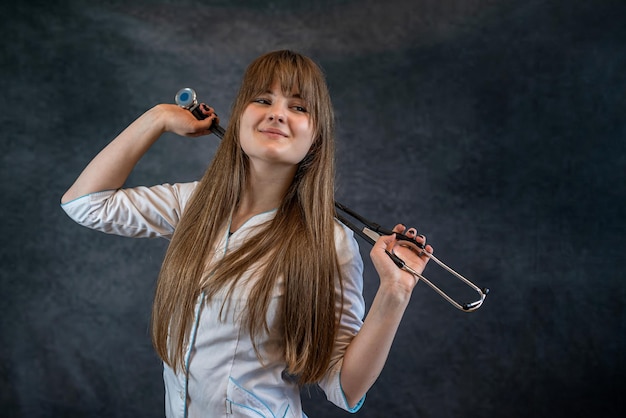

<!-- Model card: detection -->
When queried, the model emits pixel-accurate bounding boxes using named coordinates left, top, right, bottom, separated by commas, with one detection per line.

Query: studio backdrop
left=1, top=1, right=625, bottom=417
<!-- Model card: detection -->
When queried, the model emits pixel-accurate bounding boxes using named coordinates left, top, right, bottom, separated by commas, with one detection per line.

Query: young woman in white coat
left=61, top=49, right=432, bottom=417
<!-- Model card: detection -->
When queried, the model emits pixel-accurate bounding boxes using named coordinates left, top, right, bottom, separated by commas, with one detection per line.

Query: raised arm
left=340, top=225, right=433, bottom=408
left=61, top=103, right=218, bottom=204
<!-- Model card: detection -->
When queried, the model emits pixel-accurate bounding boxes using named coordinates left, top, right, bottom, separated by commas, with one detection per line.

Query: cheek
left=240, top=105, right=261, bottom=128
left=239, top=109, right=253, bottom=130
left=295, top=119, right=314, bottom=141
left=296, top=128, right=315, bottom=152
left=237, top=124, right=253, bottom=156
left=238, top=110, right=258, bottom=146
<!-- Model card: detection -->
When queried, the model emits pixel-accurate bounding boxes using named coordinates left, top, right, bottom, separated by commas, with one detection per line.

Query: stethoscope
left=175, top=87, right=489, bottom=312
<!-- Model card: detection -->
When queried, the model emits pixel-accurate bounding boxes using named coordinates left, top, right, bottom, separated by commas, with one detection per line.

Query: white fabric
left=61, top=183, right=366, bottom=417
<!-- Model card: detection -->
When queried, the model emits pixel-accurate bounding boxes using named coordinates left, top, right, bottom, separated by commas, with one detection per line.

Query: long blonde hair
left=151, top=50, right=341, bottom=384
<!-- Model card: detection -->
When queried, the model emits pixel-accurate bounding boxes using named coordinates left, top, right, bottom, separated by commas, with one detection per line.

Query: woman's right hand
left=157, top=103, right=220, bottom=138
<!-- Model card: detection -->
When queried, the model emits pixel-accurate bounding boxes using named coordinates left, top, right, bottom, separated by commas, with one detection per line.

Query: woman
left=61, top=50, right=432, bottom=417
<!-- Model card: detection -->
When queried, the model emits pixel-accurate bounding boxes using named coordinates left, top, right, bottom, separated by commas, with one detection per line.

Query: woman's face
left=239, top=80, right=315, bottom=171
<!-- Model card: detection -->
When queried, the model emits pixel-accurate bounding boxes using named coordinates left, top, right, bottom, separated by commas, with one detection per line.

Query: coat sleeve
left=317, top=220, right=366, bottom=413
left=60, top=182, right=199, bottom=240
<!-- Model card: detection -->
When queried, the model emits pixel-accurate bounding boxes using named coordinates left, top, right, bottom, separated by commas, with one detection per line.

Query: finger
left=189, top=114, right=218, bottom=137
left=385, top=233, right=398, bottom=252
left=413, top=244, right=434, bottom=259
left=414, top=233, right=426, bottom=246
left=197, top=114, right=217, bottom=130
left=199, top=105, right=221, bottom=130
left=200, top=103, right=216, bottom=116
left=374, top=232, right=396, bottom=250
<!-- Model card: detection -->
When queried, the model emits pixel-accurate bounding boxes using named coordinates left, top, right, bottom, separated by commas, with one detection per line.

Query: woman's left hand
left=342, top=224, right=434, bottom=406
left=370, top=224, right=433, bottom=295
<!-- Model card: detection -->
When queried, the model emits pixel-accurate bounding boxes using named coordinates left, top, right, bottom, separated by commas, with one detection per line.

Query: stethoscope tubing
left=176, top=87, right=489, bottom=312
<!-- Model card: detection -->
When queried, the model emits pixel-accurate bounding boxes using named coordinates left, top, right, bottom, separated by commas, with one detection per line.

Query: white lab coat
left=61, top=182, right=366, bottom=417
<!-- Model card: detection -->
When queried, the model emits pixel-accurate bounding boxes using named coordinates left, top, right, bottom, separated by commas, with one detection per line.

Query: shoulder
left=333, top=219, right=362, bottom=266
left=161, top=181, right=200, bottom=211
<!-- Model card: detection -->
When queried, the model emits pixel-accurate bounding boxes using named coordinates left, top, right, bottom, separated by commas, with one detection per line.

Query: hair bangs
left=244, top=51, right=324, bottom=127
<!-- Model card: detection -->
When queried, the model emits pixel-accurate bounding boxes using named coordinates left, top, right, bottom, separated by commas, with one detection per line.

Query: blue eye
left=253, top=98, right=271, bottom=105
left=293, top=105, right=307, bottom=112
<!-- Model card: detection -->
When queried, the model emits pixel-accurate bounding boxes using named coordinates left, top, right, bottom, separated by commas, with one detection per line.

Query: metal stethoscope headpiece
left=175, top=87, right=225, bottom=137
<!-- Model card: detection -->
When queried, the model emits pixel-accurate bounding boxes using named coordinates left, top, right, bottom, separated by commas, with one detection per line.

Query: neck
left=231, top=162, right=297, bottom=232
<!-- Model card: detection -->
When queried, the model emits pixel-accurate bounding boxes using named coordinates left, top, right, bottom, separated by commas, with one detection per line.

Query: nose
left=267, top=104, right=285, bottom=123
left=268, top=113, right=285, bottom=123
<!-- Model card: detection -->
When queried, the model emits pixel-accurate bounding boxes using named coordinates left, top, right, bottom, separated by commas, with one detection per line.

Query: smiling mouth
left=260, top=128, right=287, bottom=137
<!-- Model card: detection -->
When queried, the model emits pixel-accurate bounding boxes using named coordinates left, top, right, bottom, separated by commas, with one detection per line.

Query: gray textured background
left=1, top=1, right=625, bottom=417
